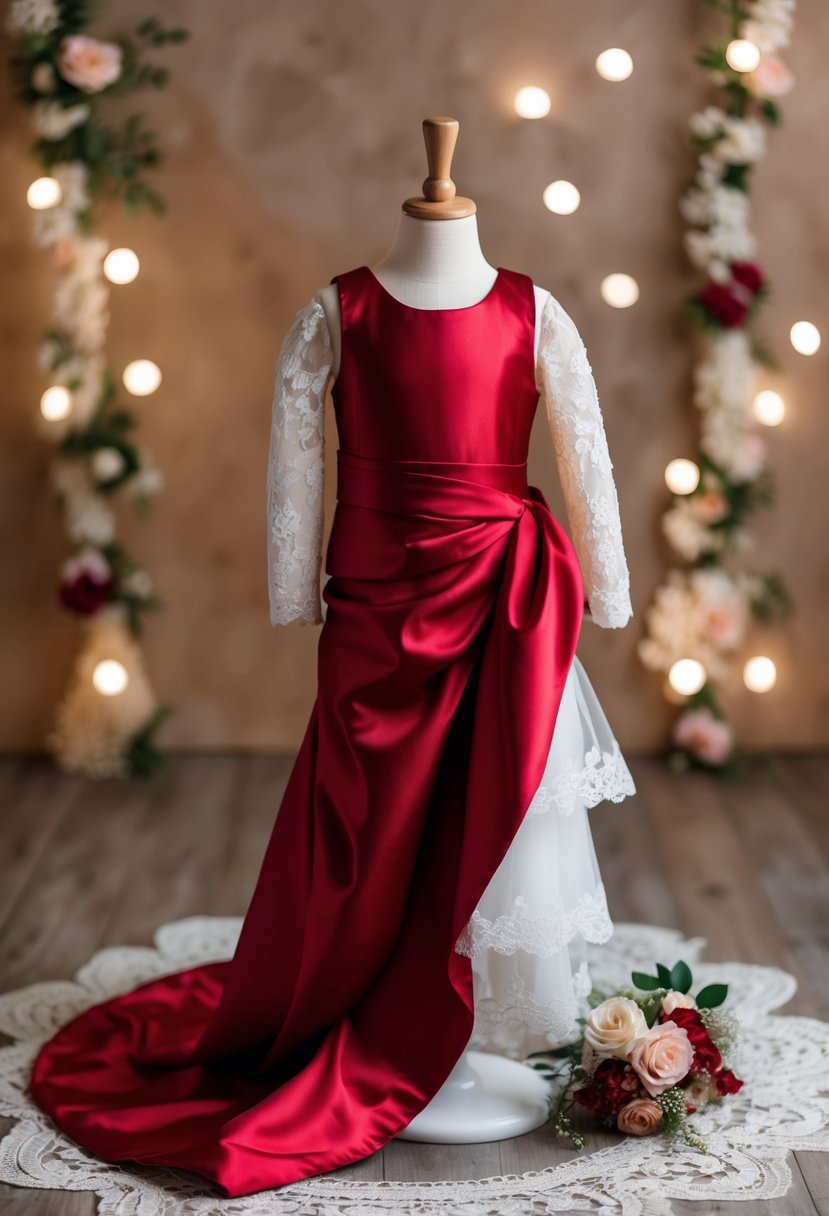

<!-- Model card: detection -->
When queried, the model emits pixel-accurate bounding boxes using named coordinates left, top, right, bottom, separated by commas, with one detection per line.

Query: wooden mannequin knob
left=402, top=117, right=476, bottom=220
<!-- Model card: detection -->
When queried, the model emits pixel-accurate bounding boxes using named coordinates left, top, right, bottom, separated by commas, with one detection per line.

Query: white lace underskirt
left=455, top=653, right=636, bottom=1058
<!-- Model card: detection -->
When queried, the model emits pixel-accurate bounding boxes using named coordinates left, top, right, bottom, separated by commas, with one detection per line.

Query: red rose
left=59, top=571, right=113, bottom=615
left=731, top=261, right=765, bottom=295
left=574, top=1058, right=639, bottom=1119
left=662, top=1007, right=745, bottom=1092
left=715, top=1068, right=744, bottom=1095
left=697, top=281, right=749, bottom=328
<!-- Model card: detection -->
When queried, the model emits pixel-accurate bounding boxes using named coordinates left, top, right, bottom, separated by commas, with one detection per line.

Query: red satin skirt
left=30, top=450, right=584, bottom=1197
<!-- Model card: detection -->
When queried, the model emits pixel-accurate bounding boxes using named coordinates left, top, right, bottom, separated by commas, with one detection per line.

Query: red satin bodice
left=330, top=265, right=539, bottom=463
left=28, top=262, right=584, bottom=1199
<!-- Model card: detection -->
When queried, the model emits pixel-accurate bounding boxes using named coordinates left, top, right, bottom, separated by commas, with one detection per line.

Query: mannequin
left=320, top=117, right=554, bottom=1145
left=318, top=119, right=550, bottom=378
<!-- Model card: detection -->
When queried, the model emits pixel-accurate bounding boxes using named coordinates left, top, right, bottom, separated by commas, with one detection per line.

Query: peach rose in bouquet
left=629, top=1020, right=694, bottom=1097
left=58, top=35, right=123, bottom=93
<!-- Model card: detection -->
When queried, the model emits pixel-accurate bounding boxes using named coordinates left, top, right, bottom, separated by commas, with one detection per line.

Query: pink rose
left=617, top=1097, right=663, bottom=1135
left=673, top=708, right=734, bottom=767
left=747, top=54, right=794, bottom=98
left=58, top=35, right=123, bottom=93
left=629, top=1020, right=694, bottom=1097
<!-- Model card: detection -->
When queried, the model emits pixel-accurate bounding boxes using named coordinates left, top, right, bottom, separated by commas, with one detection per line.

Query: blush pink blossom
left=673, top=708, right=734, bottom=766
left=629, top=1020, right=694, bottom=1097
left=747, top=54, right=794, bottom=98
left=58, top=35, right=123, bottom=93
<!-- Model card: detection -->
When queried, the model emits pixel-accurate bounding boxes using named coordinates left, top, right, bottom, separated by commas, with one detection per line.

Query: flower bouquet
left=529, top=959, right=743, bottom=1150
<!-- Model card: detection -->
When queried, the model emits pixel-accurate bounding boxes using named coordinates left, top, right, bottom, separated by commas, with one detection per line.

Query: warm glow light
left=92, top=659, right=129, bottom=696
left=543, top=180, right=581, bottom=215
left=123, top=359, right=162, bottom=396
left=753, top=389, right=785, bottom=426
left=668, top=658, right=707, bottom=696
left=595, top=48, right=633, bottom=81
left=743, top=655, right=777, bottom=693
left=601, top=273, right=639, bottom=308
left=725, top=38, right=761, bottom=72
left=104, top=247, right=140, bottom=285
left=665, top=458, right=701, bottom=495
left=40, top=385, right=72, bottom=421
left=27, top=176, right=62, bottom=209
left=514, top=86, right=551, bottom=119
left=790, top=321, right=821, bottom=355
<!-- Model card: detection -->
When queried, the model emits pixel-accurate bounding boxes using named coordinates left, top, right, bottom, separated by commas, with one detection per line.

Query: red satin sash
left=29, top=271, right=584, bottom=1197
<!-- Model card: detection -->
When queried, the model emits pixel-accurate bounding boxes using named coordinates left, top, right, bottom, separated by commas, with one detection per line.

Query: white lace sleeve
left=266, top=298, right=332, bottom=627
left=536, top=293, right=633, bottom=629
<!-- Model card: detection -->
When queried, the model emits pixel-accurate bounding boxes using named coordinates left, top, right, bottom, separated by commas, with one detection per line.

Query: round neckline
left=362, top=264, right=504, bottom=313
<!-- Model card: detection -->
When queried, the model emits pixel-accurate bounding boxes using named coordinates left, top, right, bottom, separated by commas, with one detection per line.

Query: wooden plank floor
left=0, top=753, right=827, bottom=1214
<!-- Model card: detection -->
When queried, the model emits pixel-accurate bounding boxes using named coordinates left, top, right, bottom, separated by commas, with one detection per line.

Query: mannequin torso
left=317, top=214, right=551, bottom=379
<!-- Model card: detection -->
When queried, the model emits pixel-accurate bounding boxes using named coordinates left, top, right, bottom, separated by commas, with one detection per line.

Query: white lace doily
left=1, top=917, right=827, bottom=1215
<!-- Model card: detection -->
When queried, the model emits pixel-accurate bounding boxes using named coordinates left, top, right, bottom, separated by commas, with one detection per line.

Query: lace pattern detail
left=1, top=918, right=826, bottom=1214
left=455, top=885, right=613, bottom=959
left=526, top=739, right=636, bottom=815
left=266, top=299, right=332, bottom=626
left=536, top=292, right=633, bottom=629
left=470, top=962, right=593, bottom=1042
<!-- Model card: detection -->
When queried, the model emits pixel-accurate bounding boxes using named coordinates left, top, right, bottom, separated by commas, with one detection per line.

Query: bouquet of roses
left=529, top=959, right=743, bottom=1150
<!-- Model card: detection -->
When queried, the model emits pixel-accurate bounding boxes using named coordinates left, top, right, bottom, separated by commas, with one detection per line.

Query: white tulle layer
left=455, top=653, right=636, bottom=1058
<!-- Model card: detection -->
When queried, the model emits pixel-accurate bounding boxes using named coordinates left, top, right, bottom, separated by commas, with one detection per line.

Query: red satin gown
left=30, top=264, right=584, bottom=1197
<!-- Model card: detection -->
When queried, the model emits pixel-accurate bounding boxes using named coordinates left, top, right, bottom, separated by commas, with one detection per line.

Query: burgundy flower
left=731, top=261, right=765, bottom=295
left=574, top=1058, right=640, bottom=1119
left=697, top=281, right=749, bottom=328
left=59, top=570, right=113, bottom=616
left=714, top=1068, right=744, bottom=1095
left=661, top=1006, right=744, bottom=1092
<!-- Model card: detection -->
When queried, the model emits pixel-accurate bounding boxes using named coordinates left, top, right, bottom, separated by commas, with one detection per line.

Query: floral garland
left=529, top=958, right=743, bottom=1150
left=638, top=0, right=796, bottom=774
left=8, top=0, right=188, bottom=778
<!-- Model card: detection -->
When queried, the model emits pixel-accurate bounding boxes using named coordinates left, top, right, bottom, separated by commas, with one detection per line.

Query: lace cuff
left=535, top=293, right=633, bottom=629
left=266, top=298, right=332, bottom=627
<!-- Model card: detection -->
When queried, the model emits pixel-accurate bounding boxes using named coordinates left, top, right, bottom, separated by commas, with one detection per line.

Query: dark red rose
left=574, top=1058, right=639, bottom=1119
left=731, top=261, right=765, bottom=295
left=697, top=281, right=749, bottom=328
left=715, top=1068, right=744, bottom=1095
left=59, top=571, right=113, bottom=616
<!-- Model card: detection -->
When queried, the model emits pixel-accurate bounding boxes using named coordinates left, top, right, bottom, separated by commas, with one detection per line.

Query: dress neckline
left=362, top=264, right=504, bottom=313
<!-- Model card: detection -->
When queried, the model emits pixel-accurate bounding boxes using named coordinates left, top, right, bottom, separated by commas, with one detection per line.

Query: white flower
left=585, top=997, right=648, bottom=1059
left=31, top=101, right=91, bottom=140
left=716, top=116, right=767, bottom=165
left=6, top=0, right=60, bottom=37
left=52, top=161, right=90, bottom=214
left=662, top=991, right=698, bottom=1015
left=122, top=569, right=154, bottom=599
left=91, top=447, right=126, bottom=483
left=125, top=452, right=164, bottom=499
left=51, top=460, right=116, bottom=546
left=662, top=501, right=725, bottom=562
left=742, top=0, right=795, bottom=52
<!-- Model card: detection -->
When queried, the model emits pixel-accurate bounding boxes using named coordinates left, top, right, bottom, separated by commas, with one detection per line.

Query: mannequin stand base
left=396, top=1049, right=551, bottom=1144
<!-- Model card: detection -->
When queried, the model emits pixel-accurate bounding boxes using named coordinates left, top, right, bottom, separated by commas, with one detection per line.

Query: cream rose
left=58, top=35, right=123, bottom=93
left=585, top=997, right=648, bottom=1059
left=617, top=1097, right=663, bottom=1136
left=661, top=990, right=697, bottom=1016
left=747, top=54, right=794, bottom=98
left=629, top=1020, right=694, bottom=1097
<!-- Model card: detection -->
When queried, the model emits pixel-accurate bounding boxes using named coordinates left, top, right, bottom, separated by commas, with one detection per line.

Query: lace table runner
left=1, top=917, right=826, bottom=1215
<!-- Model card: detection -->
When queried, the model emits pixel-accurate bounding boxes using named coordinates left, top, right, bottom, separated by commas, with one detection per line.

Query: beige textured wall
left=1, top=0, right=827, bottom=753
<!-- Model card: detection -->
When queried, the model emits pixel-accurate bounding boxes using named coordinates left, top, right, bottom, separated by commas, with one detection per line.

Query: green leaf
left=656, top=963, right=673, bottom=986
left=761, top=98, right=780, bottom=126
left=631, top=971, right=661, bottom=991
left=669, top=960, right=693, bottom=994
left=696, top=982, right=729, bottom=1009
